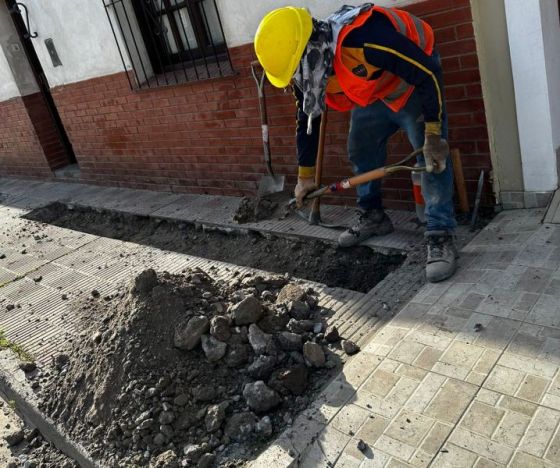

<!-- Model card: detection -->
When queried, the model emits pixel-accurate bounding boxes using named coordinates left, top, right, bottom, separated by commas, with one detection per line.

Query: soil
left=0, top=397, right=76, bottom=468
left=36, top=268, right=349, bottom=467
left=232, top=191, right=293, bottom=224
left=25, top=203, right=404, bottom=293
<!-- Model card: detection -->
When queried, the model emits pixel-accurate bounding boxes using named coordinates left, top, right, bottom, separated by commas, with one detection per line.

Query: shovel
left=291, top=148, right=426, bottom=206
left=251, top=61, right=285, bottom=198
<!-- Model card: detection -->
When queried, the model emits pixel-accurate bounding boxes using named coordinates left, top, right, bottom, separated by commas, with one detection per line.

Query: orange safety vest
left=326, top=6, right=435, bottom=113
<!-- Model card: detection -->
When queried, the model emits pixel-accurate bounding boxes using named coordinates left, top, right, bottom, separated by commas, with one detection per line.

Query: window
left=103, top=0, right=234, bottom=89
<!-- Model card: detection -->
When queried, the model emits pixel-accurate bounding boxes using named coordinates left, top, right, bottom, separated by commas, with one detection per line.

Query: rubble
left=38, top=269, right=341, bottom=466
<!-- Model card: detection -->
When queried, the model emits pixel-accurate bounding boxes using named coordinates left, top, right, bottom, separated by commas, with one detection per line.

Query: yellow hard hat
left=254, top=7, right=313, bottom=88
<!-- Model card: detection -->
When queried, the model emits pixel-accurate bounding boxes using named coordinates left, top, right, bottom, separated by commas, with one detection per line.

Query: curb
left=0, top=351, right=98, bottom=468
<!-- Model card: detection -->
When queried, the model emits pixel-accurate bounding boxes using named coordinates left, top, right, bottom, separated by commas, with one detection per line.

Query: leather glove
left=295, top=177, right=317, bottom=208
left=423, top=133, right=449, bottom=174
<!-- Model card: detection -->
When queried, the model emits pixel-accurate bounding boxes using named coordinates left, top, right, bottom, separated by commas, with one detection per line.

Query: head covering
left=292, top=4, right=373, bottom=134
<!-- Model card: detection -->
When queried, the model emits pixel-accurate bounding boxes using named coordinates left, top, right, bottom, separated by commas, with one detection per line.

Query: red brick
left=2, top=7, right=493, bottom=208
left=460, top=54, right=479, bottom=70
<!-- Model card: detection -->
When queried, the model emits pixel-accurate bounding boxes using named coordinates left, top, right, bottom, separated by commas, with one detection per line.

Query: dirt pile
left=232, top=191, right=292, bottom=224
left=38, top=268, right=351, bottom=466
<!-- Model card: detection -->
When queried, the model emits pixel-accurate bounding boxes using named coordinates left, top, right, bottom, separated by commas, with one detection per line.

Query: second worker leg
left=338, top=100, right=399, bottom=248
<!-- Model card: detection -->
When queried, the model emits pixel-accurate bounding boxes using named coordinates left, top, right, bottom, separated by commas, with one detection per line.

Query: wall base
left=500, top=191, right=554, bottom=210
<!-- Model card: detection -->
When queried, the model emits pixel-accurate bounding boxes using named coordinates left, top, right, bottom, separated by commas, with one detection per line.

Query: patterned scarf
left=293, top=3, right=373, bottom=134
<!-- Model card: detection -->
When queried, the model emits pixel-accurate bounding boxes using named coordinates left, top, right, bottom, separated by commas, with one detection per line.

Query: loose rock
left=276, top=332, right=303, bottom=351
left=224, top=412, right=258, bottom=442
left=205, top=401, right=229, bottom=432
left=325, top=325, right=341, bottom=343
left=210, top=315, right=231, bottom=342
left=276, top=284, right=306, bottom=304
left=231, top=296, right=263, bottom=325
left=201, top=335, right=227, bottom=362
left=247, top=355, right=276, bottom=380
left=288, top=301, right=310, bottom=320
left=303, top=342, right=326, bottom=368
left=342, top=339, right=360, bottom=356
left=248, top=324, right=275, bottom=355
left=174, top=316, right=210, bottom=351
left=133, top=269, right=158, bottom=294
left=243, top=381, right=281, bottom=413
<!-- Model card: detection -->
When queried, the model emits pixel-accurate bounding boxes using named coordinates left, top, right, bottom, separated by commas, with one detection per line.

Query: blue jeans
left=347, top=88, right=457, bottom=232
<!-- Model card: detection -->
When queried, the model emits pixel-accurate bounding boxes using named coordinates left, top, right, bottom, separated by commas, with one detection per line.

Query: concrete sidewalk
left=1, top=177, right=559, bottom=467
left=255, top=208, right=560, bottom=467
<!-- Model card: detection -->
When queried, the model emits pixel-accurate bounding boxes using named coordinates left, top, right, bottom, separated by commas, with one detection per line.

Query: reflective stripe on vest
left=326, top=6, right=435, bottom=113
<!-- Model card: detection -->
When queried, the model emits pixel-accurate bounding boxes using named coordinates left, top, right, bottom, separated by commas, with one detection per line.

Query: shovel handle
left=251, top=61, right=274, bottom=177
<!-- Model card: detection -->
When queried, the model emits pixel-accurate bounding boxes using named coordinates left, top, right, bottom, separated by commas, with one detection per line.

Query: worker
left=254, top=4, right=458, bottom=283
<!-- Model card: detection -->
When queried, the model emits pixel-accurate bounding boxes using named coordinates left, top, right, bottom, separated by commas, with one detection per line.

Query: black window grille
left=103, top=0, right=234, bottom=89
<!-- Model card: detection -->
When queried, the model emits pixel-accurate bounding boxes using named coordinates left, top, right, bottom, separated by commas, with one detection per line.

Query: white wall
left=541, top=0, right=560, bottom=153
left=217, top=0, right=420, bottom=47
left=20, top=0, right=421, bottom=88
left=505, top=0, right=559, bottom=192
left=0, top=48, right=20, bottom=101
left=25, top=0, right=130, bottom=87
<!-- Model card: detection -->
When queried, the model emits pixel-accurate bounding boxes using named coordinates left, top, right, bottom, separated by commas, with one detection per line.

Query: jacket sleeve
left=293, top=84, right=321, bottom=174
left=345, top=14, right=445, bottom=135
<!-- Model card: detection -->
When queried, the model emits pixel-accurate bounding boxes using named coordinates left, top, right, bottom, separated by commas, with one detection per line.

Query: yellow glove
left=424, top=133, right=449, bottom=174
left=295, top=166, right=317, bottom=208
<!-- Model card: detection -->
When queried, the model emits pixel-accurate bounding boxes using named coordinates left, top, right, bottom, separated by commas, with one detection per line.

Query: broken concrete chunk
left=276, top=284, right=306, bottom=304
left=342, top=339, right=361, bottom=356
left=224, top=412, right=258, bottom=442
left=303, top=341, right=326, bottom=368
left=276, top=331, right=303, bottom=352
left=325, top=325, right=341, bottom=343
left=288, top=300, right=310, bottom=320
left=248, top=324, right=275, bottom=355
left=255, top=415, right=273, bottom=437
left=205, top=401, right=229, bottom=433
left=210, top=315, right=231, bottom=342
left=174, top=316, right=210, bottom=351
left=243, top=381, right=281, bottom=413
left=247, top=355, right=276, bottom=380
left=231, top=296, right=263, bottom=325
left=269, top=366, right=309, bottom=396
left=201, top=335, right=227, bottom=362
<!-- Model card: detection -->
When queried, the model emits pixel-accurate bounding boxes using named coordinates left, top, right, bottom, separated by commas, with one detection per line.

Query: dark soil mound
left=38, top=269, right=349, bottom=467
left=25, top=203, right=404, bottom=293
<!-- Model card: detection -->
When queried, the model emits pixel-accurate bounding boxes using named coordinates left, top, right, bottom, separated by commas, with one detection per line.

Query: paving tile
left=448, top=427, right=514, bottom=465
left=526, top=294, right=560, bottom=329
left=519, top=406, right=560, bottom=458
left=460, top=401, right=505, bottom=438
left=431, top=443, right=478, bottom=467
left=298, top=425, right=350, bottom=466
left=509, top=451, right=557, bottom=468
left=385, top=409, right=435, bottom=447
left=424, top=379, right=478, bottom=424
left=331, top=404, right=372, bottom=436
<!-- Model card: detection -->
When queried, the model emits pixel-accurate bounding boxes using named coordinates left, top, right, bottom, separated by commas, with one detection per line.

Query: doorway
left=7, top=0, right=77, bottom=173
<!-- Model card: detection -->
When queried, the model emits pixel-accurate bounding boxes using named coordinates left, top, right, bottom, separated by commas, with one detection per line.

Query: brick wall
left=20, top=93, right=71, bottom=171
left=29, top=0, right=490, bottom=209
left=0, top=96, right=52, bottom=179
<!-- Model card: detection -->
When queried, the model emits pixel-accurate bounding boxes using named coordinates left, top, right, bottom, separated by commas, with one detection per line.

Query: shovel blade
left=257, top=175, right=285, bottom=197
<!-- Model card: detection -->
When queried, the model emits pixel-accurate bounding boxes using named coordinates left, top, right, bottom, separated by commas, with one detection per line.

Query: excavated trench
left=24, top=202, right=405, bottom=293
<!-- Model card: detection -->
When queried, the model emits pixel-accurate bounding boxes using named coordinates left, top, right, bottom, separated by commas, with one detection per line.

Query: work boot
left=338, top=209, right=394, bottom=248
left=425, top=231, right=459, bottom=283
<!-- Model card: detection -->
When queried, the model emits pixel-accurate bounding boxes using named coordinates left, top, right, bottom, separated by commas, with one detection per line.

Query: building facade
left=0, top=0, right=558, bottom=211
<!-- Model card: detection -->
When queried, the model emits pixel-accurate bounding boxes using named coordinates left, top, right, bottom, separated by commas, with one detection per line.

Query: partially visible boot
left=338, top=209, right=394, bottom=248
left=425, top=231, right=459, bottom=283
